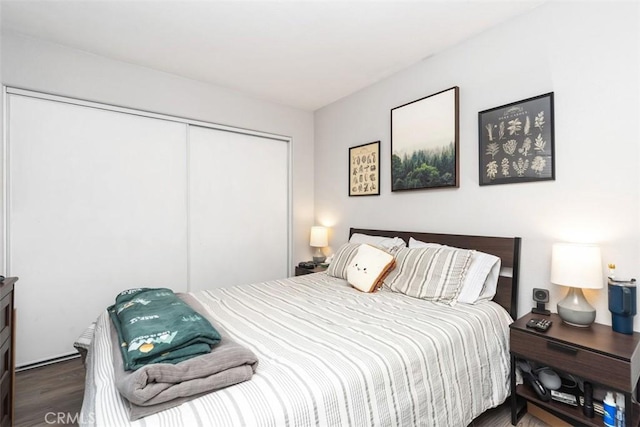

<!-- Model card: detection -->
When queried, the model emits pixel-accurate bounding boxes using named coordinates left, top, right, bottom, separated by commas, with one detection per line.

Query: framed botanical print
left=349, top=141, right=380, bottom=196
left=478, top=92, right=555, bottom=185
left=391, top=86, right=459, bottom=191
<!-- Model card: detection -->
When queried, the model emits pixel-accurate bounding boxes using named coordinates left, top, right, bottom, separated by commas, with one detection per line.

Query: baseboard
left=16, top=353, right=80, bottom=372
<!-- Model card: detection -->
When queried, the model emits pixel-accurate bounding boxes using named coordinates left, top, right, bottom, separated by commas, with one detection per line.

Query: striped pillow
left=326, top=243, right=360, bottom=279
left=384, top=246, right=473, bottom=304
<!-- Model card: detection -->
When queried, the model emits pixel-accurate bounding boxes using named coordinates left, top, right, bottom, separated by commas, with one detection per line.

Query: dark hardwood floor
left=14, top=357, right=548, bottom=426
left=15, top=358, right=86, bottom=427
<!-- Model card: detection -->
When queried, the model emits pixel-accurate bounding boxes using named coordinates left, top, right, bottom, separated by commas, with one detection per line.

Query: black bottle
left=583, top=381, right=594, bottom=418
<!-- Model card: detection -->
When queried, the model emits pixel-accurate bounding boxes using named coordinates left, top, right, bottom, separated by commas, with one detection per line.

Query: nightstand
left=510, top=313, right=640, bottom=426
left=294, top=265, right=327, bottom=276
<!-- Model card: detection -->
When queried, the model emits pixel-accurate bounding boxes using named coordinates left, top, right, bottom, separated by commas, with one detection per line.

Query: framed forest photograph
left=349, top=141, right=380, bottom=196
left=391, top=86, right=459, bottom=192
left=478, top=92, right=555, bottom=186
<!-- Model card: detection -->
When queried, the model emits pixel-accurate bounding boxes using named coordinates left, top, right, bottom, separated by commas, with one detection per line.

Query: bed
left=80, top=228, right=521, bottom=426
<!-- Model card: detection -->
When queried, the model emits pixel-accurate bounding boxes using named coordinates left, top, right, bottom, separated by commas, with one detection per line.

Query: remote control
left=526, top=318, right=552, bottom=332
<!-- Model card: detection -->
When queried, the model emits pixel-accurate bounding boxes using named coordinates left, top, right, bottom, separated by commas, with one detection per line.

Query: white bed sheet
left=81, top=272, right=512, bottom=426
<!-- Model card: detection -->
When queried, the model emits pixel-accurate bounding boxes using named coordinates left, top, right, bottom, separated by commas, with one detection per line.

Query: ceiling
left=0, top=1, right=544, bottom=111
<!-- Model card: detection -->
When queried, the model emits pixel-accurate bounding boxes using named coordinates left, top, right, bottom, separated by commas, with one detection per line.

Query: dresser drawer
left=0, top=338, right=10, bottom=387
left=0, top=338, right=9, bottom=427
left=511, top=329, right=632, bottom=391
left=0, top=294, right=11, bottom=348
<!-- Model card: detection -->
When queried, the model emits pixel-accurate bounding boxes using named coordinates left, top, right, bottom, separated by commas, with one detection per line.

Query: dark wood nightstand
left=510, top=312, right=640, bottom=426
left=294, top=265, right=327, bottom=276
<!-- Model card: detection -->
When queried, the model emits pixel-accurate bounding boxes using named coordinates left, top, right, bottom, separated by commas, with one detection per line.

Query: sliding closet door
left=188, top=126, right=289, bottom=291
left=7, top=94, right=188, bottom=366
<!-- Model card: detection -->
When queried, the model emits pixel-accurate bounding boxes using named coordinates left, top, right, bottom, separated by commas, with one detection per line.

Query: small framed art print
left=478, top=92, right=555, bottom=186
left=349, top=141, right=380, bottom=196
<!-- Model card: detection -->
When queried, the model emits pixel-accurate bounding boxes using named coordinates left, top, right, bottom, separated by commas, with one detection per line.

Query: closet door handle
left=547, top=341, right=578, bottom=355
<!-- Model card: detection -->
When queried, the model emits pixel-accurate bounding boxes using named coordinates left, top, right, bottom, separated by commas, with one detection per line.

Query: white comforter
left=81, top=272, right=512, bottom=426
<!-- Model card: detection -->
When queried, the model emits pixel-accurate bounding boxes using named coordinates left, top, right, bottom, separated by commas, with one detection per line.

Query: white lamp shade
left=310, top=226, right=328, bottom=247
left=550, top=243, right=603, bottom=289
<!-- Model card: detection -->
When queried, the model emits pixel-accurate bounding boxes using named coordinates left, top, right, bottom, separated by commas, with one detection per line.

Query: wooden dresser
left=0, top=278, right=17, bottom=427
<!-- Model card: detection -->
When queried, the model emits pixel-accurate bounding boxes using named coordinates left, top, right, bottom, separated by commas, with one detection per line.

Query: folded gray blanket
left=111, top=293, right=259, bottom=421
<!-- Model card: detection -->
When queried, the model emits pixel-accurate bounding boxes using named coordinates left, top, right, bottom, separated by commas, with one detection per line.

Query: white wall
left=0, top=15, right=4, bottom=274
left=0, top=31, right=316, bottom=276
left=315, top=2, right=640, bottom=327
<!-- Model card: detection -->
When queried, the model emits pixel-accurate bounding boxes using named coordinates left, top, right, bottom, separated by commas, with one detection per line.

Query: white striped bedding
left=81, top=272, right=512, bottom=427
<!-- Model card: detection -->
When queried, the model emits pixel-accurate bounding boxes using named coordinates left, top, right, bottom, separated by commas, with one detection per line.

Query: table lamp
left=551, top=242, right=603, bottom=327
left=310, top=226, right=328, bottom=264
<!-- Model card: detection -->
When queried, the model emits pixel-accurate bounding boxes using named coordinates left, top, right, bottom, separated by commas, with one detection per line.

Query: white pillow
left=408, top=237, right=501, bottom=304
left=477, top=262, right=502, bottom=302
left=346, top=244, right=395, bottom=293
left=349, top=233, right=406, bottom=254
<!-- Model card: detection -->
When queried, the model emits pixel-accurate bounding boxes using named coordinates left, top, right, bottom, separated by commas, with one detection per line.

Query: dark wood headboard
left=349, top=228, right=521, bottom=319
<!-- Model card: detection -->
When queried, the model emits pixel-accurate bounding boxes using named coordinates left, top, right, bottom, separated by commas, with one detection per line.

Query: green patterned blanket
left=108, top=288, right=221, bottom=370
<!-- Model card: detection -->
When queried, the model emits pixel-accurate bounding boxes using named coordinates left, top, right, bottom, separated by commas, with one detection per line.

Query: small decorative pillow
left=346, top=244, right=396, bottom=293
left=384, top=246, right=473, bottom=304
left=326, top=243, right=361, bottom=279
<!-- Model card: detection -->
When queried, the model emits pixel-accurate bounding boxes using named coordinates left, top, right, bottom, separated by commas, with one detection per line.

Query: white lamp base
left=557, top=287, right=596, bottom=327
left=312, top=247, right=326, bottom=264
